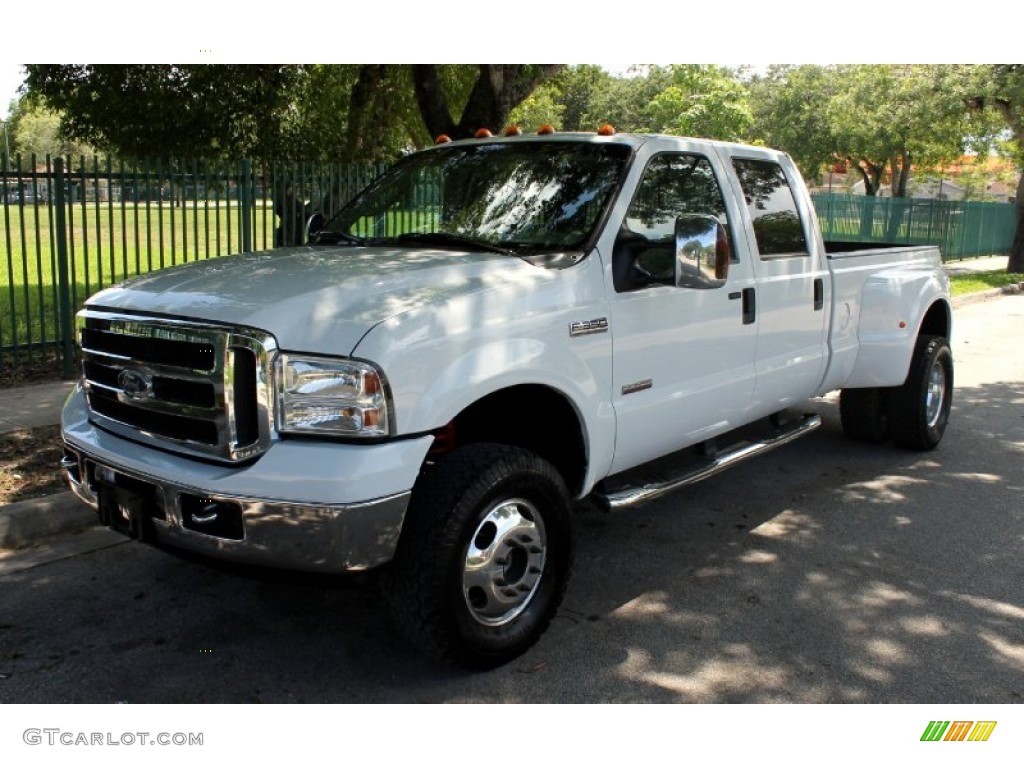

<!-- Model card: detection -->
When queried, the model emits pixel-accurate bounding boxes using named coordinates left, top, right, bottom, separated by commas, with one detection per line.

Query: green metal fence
left=1, top=155, right=384, bottom=371
left=811, top=193, right=1016, bottom=260
left=1, top=156, right=1018, bottom=373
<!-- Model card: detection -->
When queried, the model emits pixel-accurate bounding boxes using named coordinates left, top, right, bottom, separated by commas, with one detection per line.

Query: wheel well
left=445, top=385, right=587, bottom=496
left=919, top=299, right=951, bottom=340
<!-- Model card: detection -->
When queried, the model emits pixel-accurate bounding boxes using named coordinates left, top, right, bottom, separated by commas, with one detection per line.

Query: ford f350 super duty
left=61, top=130, right=953, bottom=666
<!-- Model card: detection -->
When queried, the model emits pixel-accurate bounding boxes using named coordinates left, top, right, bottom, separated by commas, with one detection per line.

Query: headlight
left=276, top=354, right=391, bottom=437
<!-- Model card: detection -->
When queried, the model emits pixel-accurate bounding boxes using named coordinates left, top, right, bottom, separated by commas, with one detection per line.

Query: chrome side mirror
left=674, top=214, right=730, bottom=289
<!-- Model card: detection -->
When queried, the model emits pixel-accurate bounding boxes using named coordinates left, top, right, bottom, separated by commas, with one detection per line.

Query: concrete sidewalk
left=0, top=254, right=1019, bottom=552
left=0, top=378, right=95, bottom=550
left=0, top=378, right=75, bottom=435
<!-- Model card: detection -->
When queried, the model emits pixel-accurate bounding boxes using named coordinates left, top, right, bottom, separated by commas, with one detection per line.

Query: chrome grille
left=79, top=310, right=276, bottom=462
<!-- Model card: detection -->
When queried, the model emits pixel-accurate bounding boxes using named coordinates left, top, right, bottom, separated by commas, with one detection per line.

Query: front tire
left=840, top=387, right=890, bottom=443
left=889, top=335, right=953, bottom=450
left=386, top=444, right=573, bottom=668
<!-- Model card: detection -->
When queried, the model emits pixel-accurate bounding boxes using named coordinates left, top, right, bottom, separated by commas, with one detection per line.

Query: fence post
left=240, top=159, right=252, bottom=253
left=53, top=157, right=75, bottom=378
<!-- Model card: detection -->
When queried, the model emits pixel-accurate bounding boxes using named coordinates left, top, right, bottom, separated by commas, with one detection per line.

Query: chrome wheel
left=890, top=335, right=953, bottom=451
left=462, top=498, right=547, bottom=627
left=925, top=360, right=947, bottom=429
left=386, top=443, right=572, bottom=667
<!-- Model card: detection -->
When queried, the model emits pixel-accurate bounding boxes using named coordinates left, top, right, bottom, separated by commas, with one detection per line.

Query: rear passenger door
left=729, top=155, right=829, bottom=410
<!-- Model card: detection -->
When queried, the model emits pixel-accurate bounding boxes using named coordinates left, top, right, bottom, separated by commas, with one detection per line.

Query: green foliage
left=748, top=65, right=838, bottom=184
left=508, top=82, right=565, bottom=131
left=549, top=65, right=612, bottom=131
left=20, top=65, right=557, bottom=164
left=582, top=66, right=673, bottom=132
left=643, top=65, right=752, bottom=141
left=6, top=101, right=96, bottom=161
left=24, top=65, right=304, bottom=160
left=750, top=65, right=987, bottom=196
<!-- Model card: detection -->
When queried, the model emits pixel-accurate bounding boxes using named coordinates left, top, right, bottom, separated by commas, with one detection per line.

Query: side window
left=732, top=158, right=809, bottom=258
left=615, top=153, right=734, bottom=291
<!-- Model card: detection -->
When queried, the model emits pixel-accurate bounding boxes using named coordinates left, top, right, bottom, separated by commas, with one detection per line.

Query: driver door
left=608, top=152, right=758, bottom=474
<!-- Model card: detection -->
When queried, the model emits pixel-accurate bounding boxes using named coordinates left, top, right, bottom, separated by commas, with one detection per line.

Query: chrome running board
left=593, top=414, right=822, bottom=512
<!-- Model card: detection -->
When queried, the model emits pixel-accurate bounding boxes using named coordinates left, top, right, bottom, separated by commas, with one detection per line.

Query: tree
left=507, top=82, right=564, bottom=132
left=23, top=64, right=562, bottom=163
left=969, top=64, right=1024, bottom=273
left=582, top=66, right=674, bottom=133
left=411, top=65, right=563, bottom=140
left=3, top=98, right=95, bottom=163
left=748, top=65, right=839, bottom=185
left=749, top=65, right=979, bottom=196
left=549, top=65, right=613, bottom=131
left=643, top=65, right=752, bottom=141
left=23, top=65, right=303, bottom=159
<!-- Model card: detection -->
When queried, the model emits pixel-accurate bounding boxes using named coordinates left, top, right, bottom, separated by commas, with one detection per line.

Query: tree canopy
left=748, top=64, right=986, bottom=195
left=21, top=64, right=563, bottom=163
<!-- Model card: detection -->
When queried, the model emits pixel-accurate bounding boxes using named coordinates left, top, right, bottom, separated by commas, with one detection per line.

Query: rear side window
left=732, top=158, right=809, bottom=258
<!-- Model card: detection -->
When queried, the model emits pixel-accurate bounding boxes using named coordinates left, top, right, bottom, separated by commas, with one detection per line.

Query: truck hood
left=86, top=245, right=555, bottom=354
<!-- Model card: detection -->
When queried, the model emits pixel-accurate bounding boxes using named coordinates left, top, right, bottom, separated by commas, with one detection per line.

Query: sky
left=1, top=0, right=1007, bottom=120
left=1, top=65, right=25, bottom=119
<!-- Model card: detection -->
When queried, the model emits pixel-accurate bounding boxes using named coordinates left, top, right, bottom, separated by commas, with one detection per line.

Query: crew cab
left=61, top=130, right=952, bottom=666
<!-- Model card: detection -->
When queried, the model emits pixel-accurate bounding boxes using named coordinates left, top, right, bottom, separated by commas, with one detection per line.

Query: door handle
left=742, top=287, right=756, bottom=325
left=813, top=278, right=824, bottom=311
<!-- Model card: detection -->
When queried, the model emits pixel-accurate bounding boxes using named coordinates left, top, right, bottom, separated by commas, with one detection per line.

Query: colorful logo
left=921, top=721, right=997, bottom=742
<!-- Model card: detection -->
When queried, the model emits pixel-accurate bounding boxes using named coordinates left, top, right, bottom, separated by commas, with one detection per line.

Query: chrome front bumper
left=61, top=386, right=430, bottom=574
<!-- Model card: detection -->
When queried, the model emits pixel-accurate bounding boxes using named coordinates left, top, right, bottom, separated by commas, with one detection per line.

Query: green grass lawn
left=948, top=270, right=1024, bottom=296
left=1, top=201, right=280, bottom=356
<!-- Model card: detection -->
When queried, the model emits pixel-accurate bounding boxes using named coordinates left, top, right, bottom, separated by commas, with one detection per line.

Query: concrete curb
left=0, top=491, right=98, bottom=550
left=952, top=283, right=1024, bottom=309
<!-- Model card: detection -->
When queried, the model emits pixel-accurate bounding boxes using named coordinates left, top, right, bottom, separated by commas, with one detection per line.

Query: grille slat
left=89, top=390, right=221, bottom=445
left=79, top=311, right=274, bottom=462
left=82, top=328, right=216, bottom=371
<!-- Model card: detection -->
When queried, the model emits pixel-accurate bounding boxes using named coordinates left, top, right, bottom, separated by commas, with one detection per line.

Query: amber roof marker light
left=537, top=124, right=556, bottom=135
left=474, top=128, right=494, bottom=138
left=597, top=124, right=616, bottom=136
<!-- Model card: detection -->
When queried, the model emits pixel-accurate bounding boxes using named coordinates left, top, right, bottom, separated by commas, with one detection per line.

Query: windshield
left=324, top=140, right=632, bottom=265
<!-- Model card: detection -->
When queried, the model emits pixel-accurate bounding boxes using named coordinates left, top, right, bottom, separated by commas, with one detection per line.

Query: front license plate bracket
left=94, top=466, right=159, bottom=541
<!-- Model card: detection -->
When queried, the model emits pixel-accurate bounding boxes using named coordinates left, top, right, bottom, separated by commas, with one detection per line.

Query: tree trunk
left=849, top=158, right=877, bottom=196
left=412, top=65, right=563, bottom=141
left=1009, top=172, right=1024, bottom=273
left=891, top=149, right=910, bottom=197
left=345, top=65, right=388, bottom=161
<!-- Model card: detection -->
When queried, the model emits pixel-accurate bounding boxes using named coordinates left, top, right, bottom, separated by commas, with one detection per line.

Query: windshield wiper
left=310, top=230, right=364, bottom=246
left=381, top=232, right=516, bottom=256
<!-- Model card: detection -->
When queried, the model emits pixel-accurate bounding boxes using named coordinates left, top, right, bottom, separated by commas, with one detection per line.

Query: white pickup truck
left=61, top=130, right=953, bottom=666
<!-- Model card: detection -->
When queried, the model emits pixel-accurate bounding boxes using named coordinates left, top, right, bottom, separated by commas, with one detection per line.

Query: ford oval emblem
left=118, top=368, right=153, bottom=399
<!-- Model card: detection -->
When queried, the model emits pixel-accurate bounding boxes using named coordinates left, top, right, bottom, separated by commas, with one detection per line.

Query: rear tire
left=840, top=387, right=890, bottom=443
left=385, top=443, right=573, bottom=668
left=889, top=335, right=953, bottom=451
